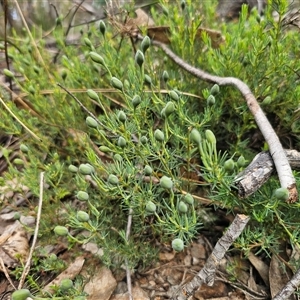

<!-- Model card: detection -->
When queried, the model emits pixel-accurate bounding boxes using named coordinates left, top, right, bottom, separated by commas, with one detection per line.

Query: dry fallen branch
left=170, top=214, right=250, bottom=300
left=235, top=149, right=300, bottom=198
left=272, top=267, right=300, bottom=300
left=18, top=172, right=44, bottom=289
left=144, top=37, right=297, bottom=203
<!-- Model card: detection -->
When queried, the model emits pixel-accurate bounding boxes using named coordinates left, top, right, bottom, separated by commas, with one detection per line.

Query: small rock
left=84, top=267, right=117, bottom=300
left=110, top=286, right=149, bottom=300
left=113, top=281, right=127, bottom=294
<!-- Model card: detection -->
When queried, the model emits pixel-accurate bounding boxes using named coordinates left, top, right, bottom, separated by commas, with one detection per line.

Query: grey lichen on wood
left=235, top=150, right=300, bottom=198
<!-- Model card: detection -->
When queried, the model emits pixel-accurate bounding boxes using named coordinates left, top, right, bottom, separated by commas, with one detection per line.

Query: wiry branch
left=147, top=37, right=297, bottom=203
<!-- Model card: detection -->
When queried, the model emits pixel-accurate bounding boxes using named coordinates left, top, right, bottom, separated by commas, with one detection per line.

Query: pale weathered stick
left=125, top=208, right=133, bottom=300
left=0, top=257, right=16, bottom=290
left=148, top=38, right=297, bottom=203
left=170, top=214, right=250, bottom=300
left=272, top=268, right=300, bottom=300
left=235, top=149, right=300, bottom=198
left=18, top=172, right=44, bottom=289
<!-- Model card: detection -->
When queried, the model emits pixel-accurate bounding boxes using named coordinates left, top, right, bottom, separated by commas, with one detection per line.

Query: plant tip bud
left=160, top=176, right=173, bottom=189
left=172, top=238, right=184, bottom=252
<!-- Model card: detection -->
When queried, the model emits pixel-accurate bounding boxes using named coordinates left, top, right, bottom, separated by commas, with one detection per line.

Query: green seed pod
left=169, top=90, right=179, bottom=101
left=146, top=201, right=156, bottom=213
left=11, top=289, right=33, bottom=300
left=135, top=50, right=144, bottom=67
left=140, top=136, right=148, bottom=144
left=144, top=74, right=152, bottom=85
left=13, top=212, right=21, bottom=220
left=274, top=188, right=289, bottom=201
left=237, top=155, right=246, bottom=167
left=3, top=69, right=14, bottom=78
left=20, top=144, right=29, bottom=153
left=141, top=35, right=151, bottom=53
left=68, top=164, right=78, bottom=173
left=77, top=191, right=89, bottom=201
left=154, top=129, right=164, bottom=142
left=99, top=146, right=111, bottom=153
left=224, top=159, right=235, bottom=172
left=77, top=211, right=90, bottom=222
left=49, top=253, right=57, bottom=261
left=172, top=238, right=184, bottom=252
left=160, top=176, right=173, bottom=189
left=84, top=37, right=93, bottom=48
left=132, top=95, right=141, bottom=108
left=114, top=153, right=123, bottom=162
left=117, top=110, right=127, bottom=122
left=144, top=165, right=153, bottom=176
left=184, top=193, right=194, bottom=205
left=28, top=85, right=36, bottom=94
left=162, top=70, right=169, bottom=83
left=90, top=51, right=105, bottom=65
left=207, top=95, right=216, bottom=105
left=79, top=163, right=93, bottom=175
left=118, top=136, right=127, bottom=148
left=178, top=201, right=188, bottom=213
left=99, top=20, right=106, bottom=36
left=210, top=84, right=220, bottom=95
left=111, top=77, right=123, bottom=90
left=60, top=278, right=73, bottom=292
left=86, top=116, right=99, bottom=128
left=13, top=158, right=24, bottom=165
left=205, top=129, right=216, bottom=144
left=86, top=163, right=95, bottom=173
left=108, top=174, right=119, bottom=185
left=163, top=101, right=175, bottom=117
left=54, top=226, right=69, bottom=236
left=190, top=128, right=201, bottom=145
left=87, top=89, right=100, bottom=101
left=262, top=96, right=272, bottom=105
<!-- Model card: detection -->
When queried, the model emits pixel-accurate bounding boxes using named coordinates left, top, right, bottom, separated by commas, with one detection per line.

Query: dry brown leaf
left=147, top=26, right=225, bottom=48
left=108, top=8, right=224, bottom=48
left=127, top=8, right=155, bottom=27
left=248, top=252, right=269, bottom=286
left=83, top=267, right=117, bottom=300
left=0, top=221, right=29, bottom=271
left=269, top=254, right=295, bottom=299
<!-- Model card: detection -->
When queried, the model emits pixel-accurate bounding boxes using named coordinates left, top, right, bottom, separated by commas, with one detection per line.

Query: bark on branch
left=235, top=149, right=300, bottom=198
left=148, top=38, right=298, bottom=203
left=170, top=214, right=250, bottom=300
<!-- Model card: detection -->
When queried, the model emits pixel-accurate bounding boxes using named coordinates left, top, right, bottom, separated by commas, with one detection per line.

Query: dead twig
left=18, top=172, right=44, bottom=289
left=0, top=257, right=16, bottom=290
left=125, top=208, right=133, bottom=300
left=170, top=214, right=250, bottom=300
left=272, top=267, right=300, bottom=300
left=144, top=36, right=297, bottom=203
